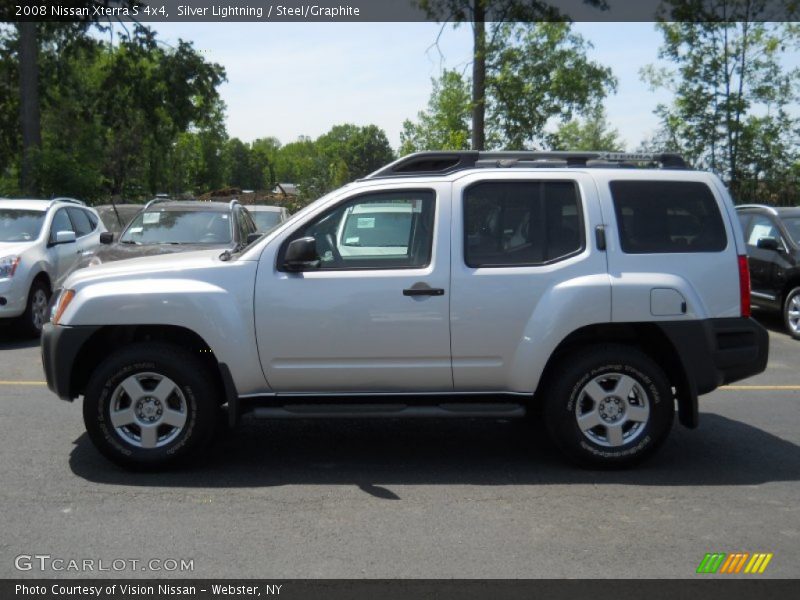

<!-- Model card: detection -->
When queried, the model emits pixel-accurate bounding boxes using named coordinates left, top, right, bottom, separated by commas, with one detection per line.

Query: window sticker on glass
left=129, top=226, right=143, bottom=234
left=142, top=212, right=160, bottom=225
left=345, top=236, right=360, bottom=245
left=357, top=217, right=375, bottom=229
left=411, top=199, right=422, bottom=213
left=749, top=223, right=775, bottom=245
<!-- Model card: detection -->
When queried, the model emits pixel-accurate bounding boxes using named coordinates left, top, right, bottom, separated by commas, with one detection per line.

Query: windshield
left=251, top=211, right=283, bottom=232
left=0, top=209, right=45, bottom=242
left=96, top=206, right=142, bottom=234
left=783, top=217, right=800, bottom=246
left=120, top=210, right=232, bottom=244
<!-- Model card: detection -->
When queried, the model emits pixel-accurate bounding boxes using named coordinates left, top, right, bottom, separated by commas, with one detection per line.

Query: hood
left=64, top=247, right=240, bottom=290
left=0, top=241, right=35, bottom=257
left=91, top=242, right=231, bottom=264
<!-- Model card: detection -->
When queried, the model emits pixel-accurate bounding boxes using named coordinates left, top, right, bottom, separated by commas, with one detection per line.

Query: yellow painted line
left=0, top=380, right=46, bottom=386
left=721, top=385, right=800, bottom=391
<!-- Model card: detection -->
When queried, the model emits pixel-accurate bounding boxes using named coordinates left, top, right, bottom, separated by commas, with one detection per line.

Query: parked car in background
left=95, top=204, right=143, bottom=235
left=736, top=204, right=800, bottom=339
left=74, top=198, right=258, bottom=271
left=248, top=204, right=289, bottom=233
left=0, top=197, right=105, bottom=336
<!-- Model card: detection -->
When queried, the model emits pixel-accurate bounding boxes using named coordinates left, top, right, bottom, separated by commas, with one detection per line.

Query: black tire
left=544, top=344, right=674, bottom=469
left=83, top=342, right=218, bottom=470
left=18, top=278, right=50, bottom=338
left=783, top=287, right=800, bottom=340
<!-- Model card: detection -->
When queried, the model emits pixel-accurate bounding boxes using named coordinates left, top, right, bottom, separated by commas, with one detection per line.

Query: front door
left=254, top=184, right=452, bottom=393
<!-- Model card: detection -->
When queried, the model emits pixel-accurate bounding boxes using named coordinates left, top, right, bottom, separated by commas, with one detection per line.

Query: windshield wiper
left=120, top=240, right=140, bottom=245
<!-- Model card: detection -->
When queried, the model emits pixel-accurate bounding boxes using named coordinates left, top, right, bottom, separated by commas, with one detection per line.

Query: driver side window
left=288, top=190, right=435, bottom=270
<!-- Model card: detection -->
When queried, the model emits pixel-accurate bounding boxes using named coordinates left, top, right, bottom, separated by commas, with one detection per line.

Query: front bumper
left=0, top=277, right=28, bottom=319
left=41, top=323, right=100, bottom=401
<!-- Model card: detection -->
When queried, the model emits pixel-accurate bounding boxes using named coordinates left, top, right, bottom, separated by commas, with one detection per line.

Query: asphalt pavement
left=0, top=311, right=798, bottom=579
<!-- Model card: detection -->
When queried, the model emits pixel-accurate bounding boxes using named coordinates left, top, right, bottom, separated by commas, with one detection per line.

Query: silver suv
left=0, top=198, right=105, bottom=336
left=41, top=152, right=769, bottom=469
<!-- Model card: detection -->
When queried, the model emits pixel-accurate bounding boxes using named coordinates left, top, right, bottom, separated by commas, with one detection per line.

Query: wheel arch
left=536, top=322, right=697, bottom=429
left=70, top=325, right=231, bottom=404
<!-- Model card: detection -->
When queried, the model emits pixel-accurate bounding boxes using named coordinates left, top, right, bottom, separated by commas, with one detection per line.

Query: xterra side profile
left=42, top=152, right=769, bottom=469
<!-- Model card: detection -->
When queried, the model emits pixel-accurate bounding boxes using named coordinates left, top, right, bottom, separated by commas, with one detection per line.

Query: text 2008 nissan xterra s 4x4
left=42, top=152, right=769, bottom=469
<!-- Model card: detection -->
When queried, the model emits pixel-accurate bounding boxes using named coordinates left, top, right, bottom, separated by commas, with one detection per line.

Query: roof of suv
left=143, top=200, right=236, bottom=212
left=364, top=151, right=689, bottom=180
left=0, top=198, right=87, bottom=211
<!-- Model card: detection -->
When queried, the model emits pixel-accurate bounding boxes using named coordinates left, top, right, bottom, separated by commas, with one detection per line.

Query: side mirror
left=284, top=236, right=320, bottom=271
left=53, top=230, right=76, bottom=245
left=99, top=232, right=114, bottom=244
left=246, top=232, right=262, bottom=245
left=757, top=237, right=780, bottom=251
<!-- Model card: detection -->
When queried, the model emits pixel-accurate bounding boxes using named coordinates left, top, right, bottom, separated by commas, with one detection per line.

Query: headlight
left=0, top=255, right=20, bottom=278
left=51, top=289, right=76, bottom=325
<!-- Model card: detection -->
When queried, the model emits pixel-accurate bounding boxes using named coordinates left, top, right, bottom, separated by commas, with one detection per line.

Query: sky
left=147, top=22, right=675, bottom=151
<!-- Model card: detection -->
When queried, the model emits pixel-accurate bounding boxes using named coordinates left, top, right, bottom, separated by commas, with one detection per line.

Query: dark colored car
left=95, top=204, right=144, bottom=235
left=79, top=198, right=259, bottom=269
left=736, top=204, right=800, bottom=339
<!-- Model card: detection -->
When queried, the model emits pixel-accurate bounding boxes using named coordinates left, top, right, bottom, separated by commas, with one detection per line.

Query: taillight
left=738, top=255, right=751, bottom=318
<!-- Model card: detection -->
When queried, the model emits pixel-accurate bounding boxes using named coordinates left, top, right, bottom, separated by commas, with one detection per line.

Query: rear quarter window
left=610, top=180, right=727, bottom=253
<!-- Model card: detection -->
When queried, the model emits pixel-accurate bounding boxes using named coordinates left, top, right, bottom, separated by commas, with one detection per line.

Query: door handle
left=403, top=286, right=445, bottom=297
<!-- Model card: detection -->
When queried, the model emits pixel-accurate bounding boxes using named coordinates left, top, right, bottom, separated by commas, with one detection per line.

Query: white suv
left=41, top=152, right=769, bottom=469
left=0, top=198, right=105, bottom=336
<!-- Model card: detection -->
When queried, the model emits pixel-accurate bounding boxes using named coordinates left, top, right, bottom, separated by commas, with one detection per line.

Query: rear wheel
left=783, top=287, right=800, bottom=340
left=18, top=279, right=50, bottom=337
left=83, top=342, right=218, bottom=470
left=544, top=344, right=674, bottom=468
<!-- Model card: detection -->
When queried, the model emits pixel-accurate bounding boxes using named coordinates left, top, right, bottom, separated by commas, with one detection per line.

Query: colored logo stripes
left=696, top=552, right=773, bottom=574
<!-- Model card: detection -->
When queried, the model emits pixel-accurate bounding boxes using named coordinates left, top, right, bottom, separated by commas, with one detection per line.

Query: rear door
left=67, top=207, right=99, bottom=259
left=449, top=172, right=607, bottom=391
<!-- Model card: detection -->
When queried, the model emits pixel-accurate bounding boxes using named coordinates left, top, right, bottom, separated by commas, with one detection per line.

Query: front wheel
left=83, top=343, right=218, bottom=470
left=783, top=287, right=800, bottom=340
left=544, top=345, right=674, bottom=468
left=18, top=279, right=50, bottom=337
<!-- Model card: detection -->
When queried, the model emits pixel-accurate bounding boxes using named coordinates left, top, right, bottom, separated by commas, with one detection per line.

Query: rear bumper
left=41, top=323, right=100, bottom=401
left=658, top=317, right=769, bottom=395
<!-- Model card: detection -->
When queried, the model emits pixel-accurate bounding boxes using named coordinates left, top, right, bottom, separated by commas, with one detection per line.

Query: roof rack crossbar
left=50, top=196, right=85, bottom=207
left=364, top=151, right=687, bottom=179
left=143, top=197, right=173, bottom=210
left=736, top=203, right=778, bottom=215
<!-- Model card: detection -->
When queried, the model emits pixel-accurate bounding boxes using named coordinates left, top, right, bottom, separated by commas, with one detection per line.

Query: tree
left=274, top=125, right=394, bottom=203
left=14, top=2, right=142, bottom=193
left=551, top=107, right=624, bottom=151
left=416, top=0, right=607, bottom=149
left=403, top=22, right=615, bottom=151
left=642, top=1, right=800, bottom=201
left=400, top=69, right=471, bottom=154
left=485, top=22, right=616, bottom=149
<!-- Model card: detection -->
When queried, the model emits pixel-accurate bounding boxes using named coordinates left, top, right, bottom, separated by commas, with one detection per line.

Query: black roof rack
left=365, top=151, right=688, bottom=179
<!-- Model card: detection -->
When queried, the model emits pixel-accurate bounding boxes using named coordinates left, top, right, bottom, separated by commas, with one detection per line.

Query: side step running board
left=251, top=403, right=526, bottom=420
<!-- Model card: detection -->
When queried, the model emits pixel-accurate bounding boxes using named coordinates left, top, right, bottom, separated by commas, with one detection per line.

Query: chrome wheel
left=574, top=373, right=650, bottom=448
left=30, top=288, right=49, bottom=331
left=787, top=293, right=800, bottom=334
left=109, top=372, right=188, bottom=449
